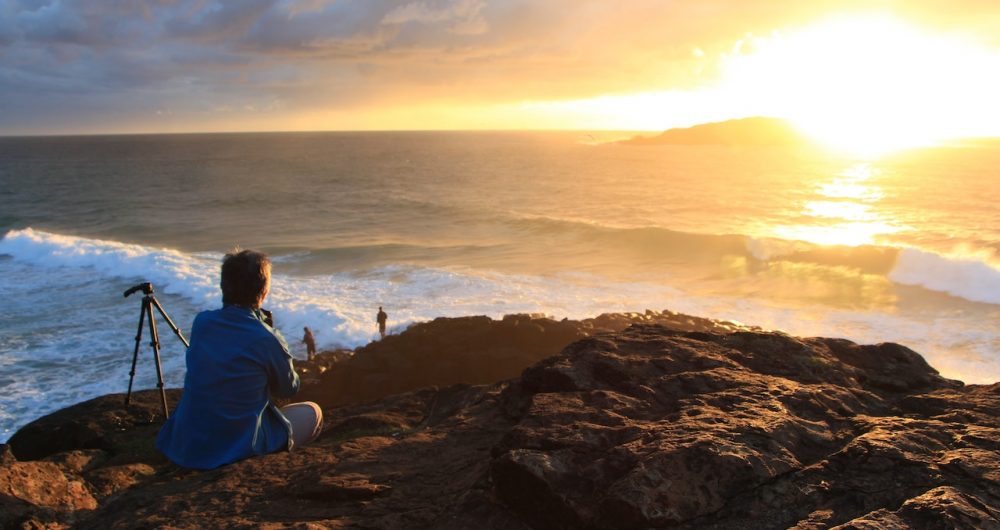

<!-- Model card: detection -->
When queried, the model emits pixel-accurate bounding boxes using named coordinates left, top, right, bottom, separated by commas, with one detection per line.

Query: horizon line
left=3, top=123, right=999, bottom=143
left=0, top=127, right=658, bottom=140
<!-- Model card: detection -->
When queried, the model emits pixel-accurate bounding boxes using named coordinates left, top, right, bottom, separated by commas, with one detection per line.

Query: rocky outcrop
left=2, top=390, right=174, bottom=528
left=7, top=390, right=179, bottom=462
left=486, top=326, right=982, bottom=529
left=4, top=315, right=999, bottom=529
left=296, top=310, right=754, bottom=408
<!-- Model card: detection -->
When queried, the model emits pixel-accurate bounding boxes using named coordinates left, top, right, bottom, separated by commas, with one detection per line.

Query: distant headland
left=623, top=116, right=810, bottom=146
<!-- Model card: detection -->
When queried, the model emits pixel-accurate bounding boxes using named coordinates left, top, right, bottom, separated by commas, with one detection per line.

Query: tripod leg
left=125, top=298, right=148, bottom=406
left=147, top=303, right=170, bottom=418
left=150, top=296, right=190, bottom=348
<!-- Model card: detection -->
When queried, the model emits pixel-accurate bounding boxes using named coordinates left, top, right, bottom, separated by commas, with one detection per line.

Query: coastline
left=4, top=310, right=999, bottom=528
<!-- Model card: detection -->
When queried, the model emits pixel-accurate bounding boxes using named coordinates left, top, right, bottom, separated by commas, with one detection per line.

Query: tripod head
left=124, top=282, right=154, bottom=298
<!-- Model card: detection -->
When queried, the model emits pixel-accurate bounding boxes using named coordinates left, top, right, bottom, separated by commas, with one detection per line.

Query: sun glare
left=721, top=14, right=1000, bottom=155
left=523, top=14, right=1000, bottom=155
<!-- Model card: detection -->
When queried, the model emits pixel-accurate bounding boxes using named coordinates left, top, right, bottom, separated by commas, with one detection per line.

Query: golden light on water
left=815, top=181, right=884, bottom=202
left=773, top=163, right=901, bottom=247
left=773, top=221, right=899, bottom=248
left=803, top=201, right=873, bottom=222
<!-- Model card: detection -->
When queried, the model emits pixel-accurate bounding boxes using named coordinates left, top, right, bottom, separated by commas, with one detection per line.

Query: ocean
left=2, top=130, right=1000, bottom=441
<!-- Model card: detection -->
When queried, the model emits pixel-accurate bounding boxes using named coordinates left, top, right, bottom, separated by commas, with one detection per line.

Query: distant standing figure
left=302, top=327, right=316, bottom=361
left=376, top=306, right=388, bottom=339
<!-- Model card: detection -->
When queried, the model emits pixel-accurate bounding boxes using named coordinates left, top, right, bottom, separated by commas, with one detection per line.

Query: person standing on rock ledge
left=302, top=326, right=317, bottom=361
left=377, top=306, right=388, bottom=339
left=156, top=249, right=323, bottom=470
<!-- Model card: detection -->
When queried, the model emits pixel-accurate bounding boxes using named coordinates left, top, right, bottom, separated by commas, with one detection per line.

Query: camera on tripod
left=123, top=281, right=189, bottom=418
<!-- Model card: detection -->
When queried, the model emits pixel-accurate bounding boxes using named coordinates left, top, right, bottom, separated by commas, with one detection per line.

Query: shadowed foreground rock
left=4, top=315, right=1000, bottom=529
left=296, top=310, right=753, bottom=408
left=3, top=390, right=176, bottom=528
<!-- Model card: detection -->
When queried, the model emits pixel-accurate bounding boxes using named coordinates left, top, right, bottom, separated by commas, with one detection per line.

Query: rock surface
left=4, top=313, right=999, bottom=529
left=3, top=390, right=175, bottom=528
left=296, top=310, right=753, bottom=408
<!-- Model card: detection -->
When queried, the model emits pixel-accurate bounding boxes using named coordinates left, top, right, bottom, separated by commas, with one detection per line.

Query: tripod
left=124, top=282, right=189, bottom=418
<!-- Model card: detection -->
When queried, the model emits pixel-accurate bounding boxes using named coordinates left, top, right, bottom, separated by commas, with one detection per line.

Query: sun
left=720, top=14, right=1000, bottom=155
left=505, top=13, right=1000, bottom=151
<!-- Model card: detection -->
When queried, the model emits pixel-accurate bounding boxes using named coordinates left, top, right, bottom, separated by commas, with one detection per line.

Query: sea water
left=2, top=131, right=1000, bottom=440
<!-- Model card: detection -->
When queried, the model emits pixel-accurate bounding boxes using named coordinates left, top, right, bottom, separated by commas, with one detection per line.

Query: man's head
left=221, top=249, right=271, bottom=308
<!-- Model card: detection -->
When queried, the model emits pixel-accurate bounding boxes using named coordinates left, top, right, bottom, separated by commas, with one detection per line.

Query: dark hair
left=221, top=249, right=271, bottom=308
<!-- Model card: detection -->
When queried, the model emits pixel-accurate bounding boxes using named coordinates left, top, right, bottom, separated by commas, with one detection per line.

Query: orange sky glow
left=4, top=1, right=1000, bottom=151
left=524, top=14, right=1000, bottom=154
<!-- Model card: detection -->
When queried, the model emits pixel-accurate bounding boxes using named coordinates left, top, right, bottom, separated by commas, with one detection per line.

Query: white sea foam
left=3, top=228, right=1000, bottom=441
left=0, top=228, right=221, bottom=306
left=0, top=228, right=685, bottom=349
left=890, top=247, right=1000, bottom=304
left=746, top=234, right=1000, bottom=306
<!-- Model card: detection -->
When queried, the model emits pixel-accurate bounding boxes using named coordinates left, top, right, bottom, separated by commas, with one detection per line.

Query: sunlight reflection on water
left=774, top=162, right=903, bottom=247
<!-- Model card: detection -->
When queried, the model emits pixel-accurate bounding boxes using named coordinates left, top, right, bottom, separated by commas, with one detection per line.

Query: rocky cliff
left=3, top=312, right=999, bottom=529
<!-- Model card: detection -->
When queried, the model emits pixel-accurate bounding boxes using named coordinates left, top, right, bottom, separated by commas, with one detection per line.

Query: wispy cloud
left=381, top=0, right=488, bottom=34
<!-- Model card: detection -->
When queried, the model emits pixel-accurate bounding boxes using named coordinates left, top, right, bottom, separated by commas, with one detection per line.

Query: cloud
left=382, top=1, right=459, bottom=24
left=280, top=0, right=337, bottom=18
left=164, top=0, right=275, bottom=43
left=381, top=0, right=488, bottom=34
left=2, top=0, right=1000, bottom=134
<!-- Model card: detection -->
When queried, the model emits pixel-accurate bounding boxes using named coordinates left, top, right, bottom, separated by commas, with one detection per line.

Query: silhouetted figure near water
left=156, top=249, right=323, bottom=469
left=302, top=327, right=316, bottom=361
left=377, top=306, right=388, bottom=339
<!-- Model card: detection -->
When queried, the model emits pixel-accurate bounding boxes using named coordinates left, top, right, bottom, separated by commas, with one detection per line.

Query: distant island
left=623, top=116, right=810, bottom=146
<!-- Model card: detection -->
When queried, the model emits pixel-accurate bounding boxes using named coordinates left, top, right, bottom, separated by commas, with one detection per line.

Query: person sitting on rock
left=156, top=249, right=323, bottom=469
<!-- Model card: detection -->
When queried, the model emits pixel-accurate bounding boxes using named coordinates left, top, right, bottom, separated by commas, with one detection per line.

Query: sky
left=2, top=0, right=1000, bottom=140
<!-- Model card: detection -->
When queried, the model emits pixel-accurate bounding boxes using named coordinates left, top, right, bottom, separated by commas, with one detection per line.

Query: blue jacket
left=156, top=305, right=301, bottom=469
